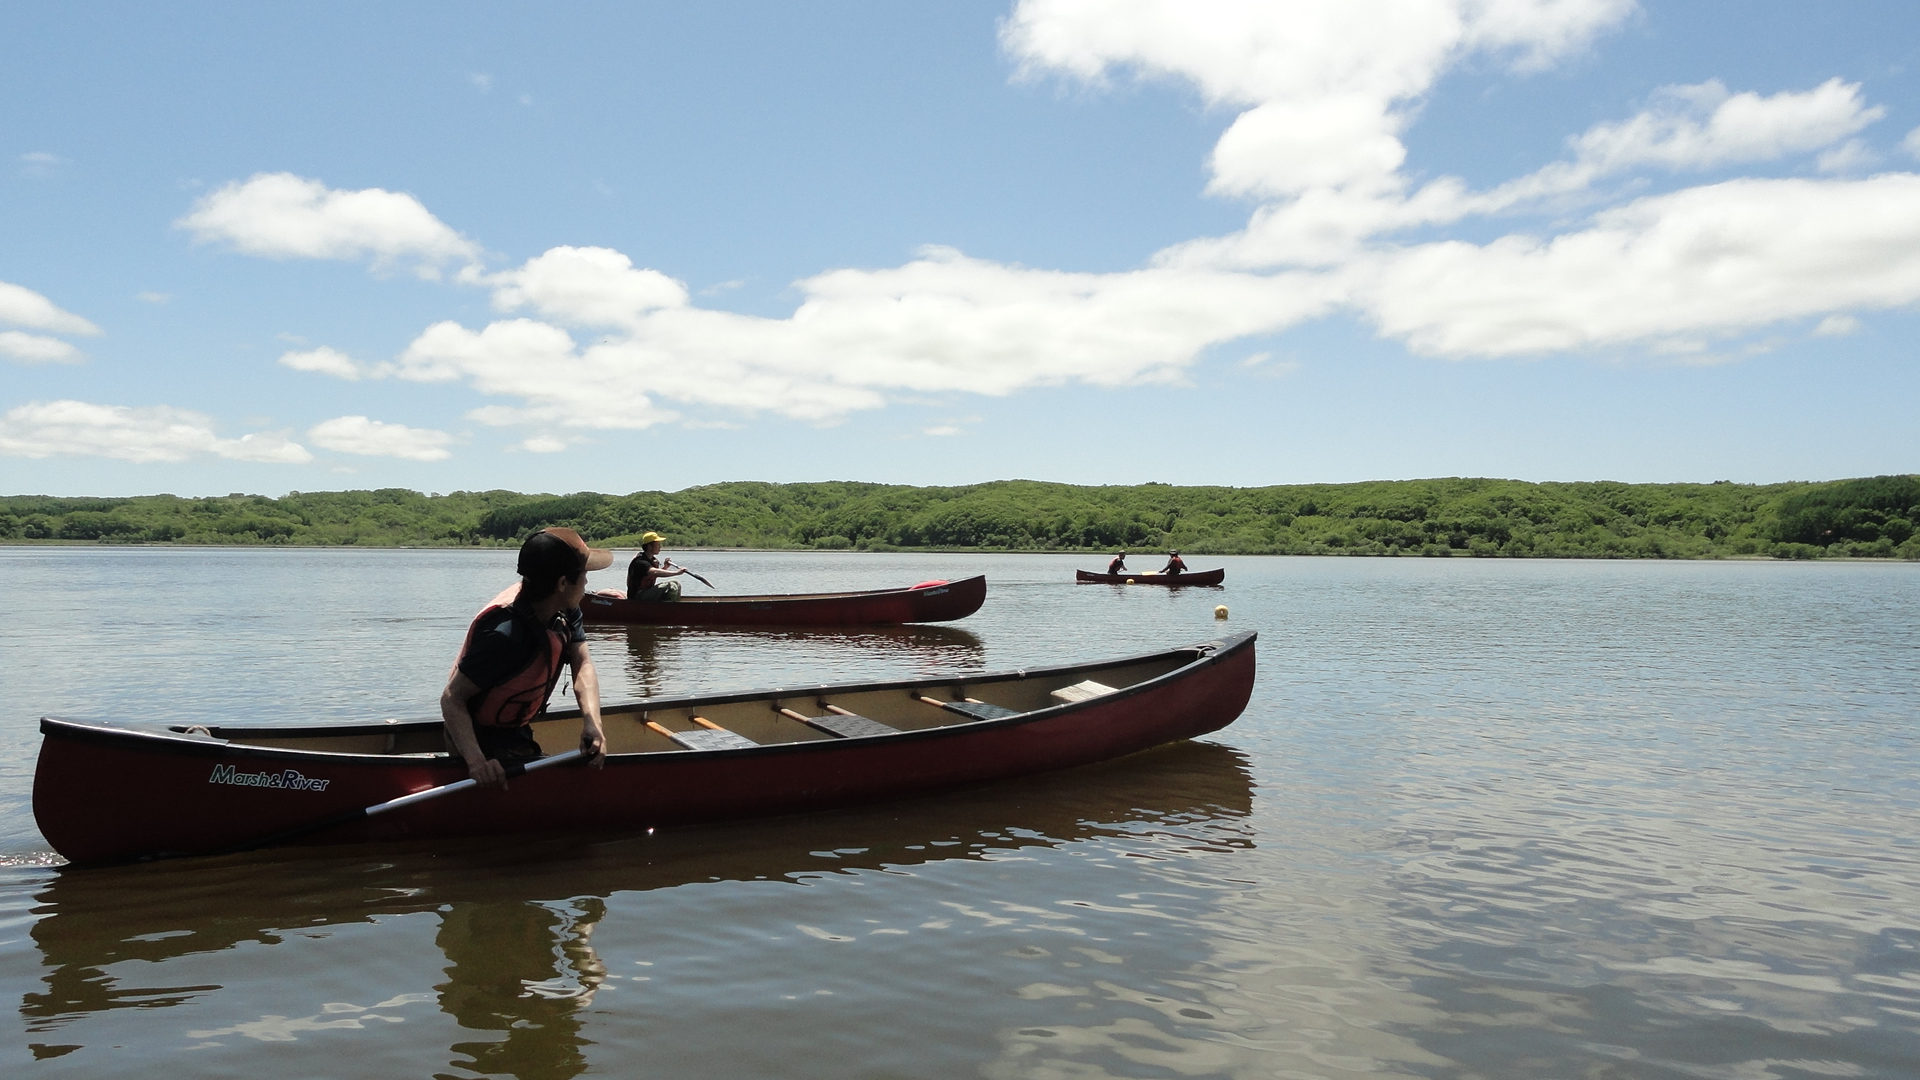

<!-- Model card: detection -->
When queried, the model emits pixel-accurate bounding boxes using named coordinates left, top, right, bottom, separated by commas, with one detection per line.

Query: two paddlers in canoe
left=1105, top=549, right=1186, bottom=576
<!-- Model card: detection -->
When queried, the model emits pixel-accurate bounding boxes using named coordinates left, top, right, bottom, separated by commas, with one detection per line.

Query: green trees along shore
left=2, top=476, right=1917, bottom=559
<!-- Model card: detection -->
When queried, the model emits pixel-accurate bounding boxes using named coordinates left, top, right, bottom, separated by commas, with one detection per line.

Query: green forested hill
left=2, top=476, right=1916, bottom=559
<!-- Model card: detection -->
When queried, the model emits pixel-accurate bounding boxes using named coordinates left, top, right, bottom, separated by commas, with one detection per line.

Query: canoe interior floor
left=584, top=653, right=1191, bottom=755
left=187, top=653, right=1195, bottom=758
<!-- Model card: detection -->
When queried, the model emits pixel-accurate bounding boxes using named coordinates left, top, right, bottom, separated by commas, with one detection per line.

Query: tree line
left=2, top=475, right=1916, bottom=559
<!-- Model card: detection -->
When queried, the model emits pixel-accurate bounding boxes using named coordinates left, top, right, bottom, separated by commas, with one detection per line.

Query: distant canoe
left=582, top=575, right=986, bottom=626
left=32, top=630, right=1256, bottom=864
left=1076, top=568, right=1224, bottom=587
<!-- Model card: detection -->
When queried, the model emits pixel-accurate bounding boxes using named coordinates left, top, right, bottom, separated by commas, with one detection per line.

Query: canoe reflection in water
left=607, top=623, right=987, bottom=698
left=21, top=741, right=1252, bottom=1078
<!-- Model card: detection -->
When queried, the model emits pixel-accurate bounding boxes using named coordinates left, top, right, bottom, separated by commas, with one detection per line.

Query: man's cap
left=638, top=531, right=666, bottom=544
left=518, top=526, right=613, bottom=577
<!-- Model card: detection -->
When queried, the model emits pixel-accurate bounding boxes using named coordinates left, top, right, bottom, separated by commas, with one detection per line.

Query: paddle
left=663, top=558, right=714, bottom=589
left=185, top=749, right=587, bottom=860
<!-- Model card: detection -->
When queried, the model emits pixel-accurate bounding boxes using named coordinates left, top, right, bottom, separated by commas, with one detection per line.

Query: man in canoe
left=442, top=527, right=610, bottom=788
left=1107, top=550, right=1129, bottom=575
left=1161, top=550, right=1187, bottom=575
left=626, top=530, right=689, bottom=601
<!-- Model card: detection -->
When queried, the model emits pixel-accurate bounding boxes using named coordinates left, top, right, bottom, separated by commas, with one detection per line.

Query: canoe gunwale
left=631, top=579, right=971, bottom=604
left=581, top=574, right=986, bottom=626
left=37, top=630, right=1255, bottom=767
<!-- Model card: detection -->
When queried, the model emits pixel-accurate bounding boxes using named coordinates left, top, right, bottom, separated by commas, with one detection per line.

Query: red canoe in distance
left=32, top=630, right=1257, bottom=864
left=1076, top=568, right=1225, bottom=587
left=582, top=574, right=986, bottom=626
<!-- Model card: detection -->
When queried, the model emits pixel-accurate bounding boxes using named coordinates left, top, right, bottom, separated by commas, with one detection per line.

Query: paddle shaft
left=665, top=560, right=714, bottom=589
left=192, top=749, right=585, bottom=859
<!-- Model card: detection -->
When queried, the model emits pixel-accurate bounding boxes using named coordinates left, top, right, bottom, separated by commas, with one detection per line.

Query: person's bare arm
left=441, top=671, right=508, bottom=788
left=567, top=642, right=607, bottom=766
left=637, top=565, right=683, bottom=589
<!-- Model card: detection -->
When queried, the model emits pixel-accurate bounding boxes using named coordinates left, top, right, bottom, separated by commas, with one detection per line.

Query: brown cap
left=518, top=526, right=613, bottom=577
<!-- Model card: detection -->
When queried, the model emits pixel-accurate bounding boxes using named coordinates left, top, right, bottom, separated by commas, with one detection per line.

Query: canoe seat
left=941, top=700, right=1024, bottom=722
left=1050, top=680, right=1118, bottom=705
left=804, top=713, right=898, bottom=739
left=668, top=728, right=760, bottom=752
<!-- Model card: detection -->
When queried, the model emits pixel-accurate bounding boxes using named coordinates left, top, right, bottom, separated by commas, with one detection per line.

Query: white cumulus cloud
left=278, top=345, right=387, bottom=380
left=0, top=331, right=83, bottom=364
left=1474, top=78, right=1886, bottom=209
left=1004, top=0, right=1632, bottom=205
left=307, top=416, right=455, bottom=461
left=391, top=245, right=1339, bottom=430
left=1569, top=78, right=1880, bottom=174
left=487, top=246, right=690, bottom=328
left=1359, top=175, right=1920, bottom=357
left=0, top=401, right=312, bottom=464
left=177, top=172, right=482, bottom=276
left=0, top=281, right=101, bottom=335
left=1812, top=314, right=1860, bottom=338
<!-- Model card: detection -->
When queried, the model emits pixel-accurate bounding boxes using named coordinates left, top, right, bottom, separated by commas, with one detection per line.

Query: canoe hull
left=1076, top=568, right=1225, bottom=586
left=33, top=631, right=1255, bottom=864
left=582, top=574, right=986, bottom=625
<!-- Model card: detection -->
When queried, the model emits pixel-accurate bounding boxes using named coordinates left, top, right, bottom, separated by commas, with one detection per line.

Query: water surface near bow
left=1, top=548, right=1916, bottom=1078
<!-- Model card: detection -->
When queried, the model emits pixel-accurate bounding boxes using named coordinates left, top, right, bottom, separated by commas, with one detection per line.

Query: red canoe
left=33, top=630, right=1256, bottom=864
left=1076, top=567, right=1225, bottom=586
left=581, top=574, right=986, bottom=626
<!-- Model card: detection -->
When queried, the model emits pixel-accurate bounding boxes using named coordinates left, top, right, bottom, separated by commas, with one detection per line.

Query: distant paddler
left=627, top=531, right=693, bottom=600
left=1161, top=550, right=1188, bottom=575
left=442, top=527, right=610, bottom=789
left=1107, top=550, right=1129, bottom=575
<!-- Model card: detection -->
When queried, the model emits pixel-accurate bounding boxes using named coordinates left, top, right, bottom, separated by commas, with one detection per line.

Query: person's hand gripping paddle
left=663, top=558, right=714, bottom=589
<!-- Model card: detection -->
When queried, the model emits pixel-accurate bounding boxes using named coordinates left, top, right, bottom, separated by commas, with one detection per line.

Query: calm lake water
left=2, top=547, right=1917, bottom=1078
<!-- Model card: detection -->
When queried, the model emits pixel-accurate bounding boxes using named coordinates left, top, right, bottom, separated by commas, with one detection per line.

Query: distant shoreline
left=3, top=476, right=1916, bottom=561
left=12, top=542, right=1914, bottom=563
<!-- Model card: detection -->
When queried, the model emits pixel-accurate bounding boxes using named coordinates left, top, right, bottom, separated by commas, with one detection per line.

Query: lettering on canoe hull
left=208, top=764, right=332, bottom=792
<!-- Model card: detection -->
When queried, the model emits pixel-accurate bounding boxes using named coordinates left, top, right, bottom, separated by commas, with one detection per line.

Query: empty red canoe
left=582, top=574, right=986, bottom=626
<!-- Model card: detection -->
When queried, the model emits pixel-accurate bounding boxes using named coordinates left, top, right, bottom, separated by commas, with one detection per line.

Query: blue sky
left=2, top=0, right=1917, bottom=497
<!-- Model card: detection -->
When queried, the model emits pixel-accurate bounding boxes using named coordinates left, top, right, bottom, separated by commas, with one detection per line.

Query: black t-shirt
left=627, top=552, right=659, bottom=596
left=457, top=601, right=585, bottom=705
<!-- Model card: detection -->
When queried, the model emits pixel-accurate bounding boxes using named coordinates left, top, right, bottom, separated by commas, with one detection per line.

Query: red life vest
left=455, top=601, right=566, bottom=728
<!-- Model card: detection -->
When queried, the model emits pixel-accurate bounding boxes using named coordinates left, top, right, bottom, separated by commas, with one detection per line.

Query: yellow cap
left=638, top=531, right=666, bottom=544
